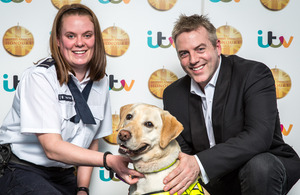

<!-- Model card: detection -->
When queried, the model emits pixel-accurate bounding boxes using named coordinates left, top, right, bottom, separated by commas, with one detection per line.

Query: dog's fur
left=116, top=103, right=195, bottom=195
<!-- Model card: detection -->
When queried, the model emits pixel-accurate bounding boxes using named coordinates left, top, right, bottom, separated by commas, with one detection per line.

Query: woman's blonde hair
left=50, top=4, right=106, bottom=85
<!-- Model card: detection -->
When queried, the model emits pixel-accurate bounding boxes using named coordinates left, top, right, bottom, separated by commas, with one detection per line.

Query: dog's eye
left=126, top=114, right=133, bottom=120
left=144, top=121, right=153, bottom=128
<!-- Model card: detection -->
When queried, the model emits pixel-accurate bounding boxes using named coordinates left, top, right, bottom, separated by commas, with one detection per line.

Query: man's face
left=175, top=27, right=221, bottom=90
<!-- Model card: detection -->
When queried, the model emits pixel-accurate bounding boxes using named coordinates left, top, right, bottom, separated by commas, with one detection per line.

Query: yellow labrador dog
left=117, top=103, right=208, bottom=195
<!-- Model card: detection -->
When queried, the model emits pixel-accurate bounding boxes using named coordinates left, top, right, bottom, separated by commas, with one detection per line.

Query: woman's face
left=57, top=14, right=95, bottom=74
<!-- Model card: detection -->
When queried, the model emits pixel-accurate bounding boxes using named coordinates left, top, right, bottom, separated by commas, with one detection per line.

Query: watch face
left=102, top=26, right=130, bottom=57
left=148, top=69, right=178, bottom=99
left=260, top=0, right=289, bottom=11
left=3, top=25, right=34, bottom=57
left=216, top=25, right=242, bottom=56
left=148, top=0, right=177, bottom=11
left=51, top=0, right=81, bottom=9
left=271, top=68, right=291, bottom=99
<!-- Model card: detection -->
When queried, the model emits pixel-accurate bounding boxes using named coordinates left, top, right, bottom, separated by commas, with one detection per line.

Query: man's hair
left=49, top=3, right=106, bottom=85
left=172, top=14, right=218, bottom=47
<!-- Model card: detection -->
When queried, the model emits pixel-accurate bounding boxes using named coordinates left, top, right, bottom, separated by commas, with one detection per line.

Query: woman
left=0, top=4, right=142, bottom=195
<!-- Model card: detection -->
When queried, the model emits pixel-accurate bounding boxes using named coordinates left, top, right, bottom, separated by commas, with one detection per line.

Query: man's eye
left=126, top=114, right=133, bottom=120
left=144, top=121, right=154, bottom=128
left=179, top=52, right=188, bottom=58
left=197, top=47, right=205, bottom=52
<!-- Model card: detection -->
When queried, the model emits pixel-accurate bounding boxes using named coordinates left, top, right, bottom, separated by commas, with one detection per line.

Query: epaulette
left=37, top=58, right=55, bottom=69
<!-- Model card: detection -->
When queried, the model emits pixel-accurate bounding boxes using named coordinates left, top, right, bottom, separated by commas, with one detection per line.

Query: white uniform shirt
left=190, top=57, right=222, bottom=184
left=0, top=57, right=112, bottom=168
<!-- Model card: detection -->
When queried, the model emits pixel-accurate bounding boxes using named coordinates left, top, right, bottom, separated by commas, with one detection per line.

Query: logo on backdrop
left=270, top=67, right=291, bottom=99
left=3, top=25, right=34, bottom=57
left=98, top=0, right=130, bottom=4
left=258, top=30, right=293, bottom=48
left=260, top=0, right=289, bottom=11
left=0, top=0, right=32, bottom=3
left=2, top=74, right=19, bottom=92
left=281, top=124, right=293, bottom=136
left=1, top=74, right=134, bottom=92
left=210, top=0, right=240, bottom=3
left=103, top=114, right=120, bottom=145
left=147, top=31, right=175, bottom=49
left=216, top=25, right=242, bottom=55
left=148, top=68, right=178, bottom=99
left=148, top=0, right=177, bottom=11
left=99, top=168, right=121, bottom=182
left=102, top=26, right=130, bottom=57
left=51, top=0, right=81, bottom=9
left=109, top=75, right=134, bottom=91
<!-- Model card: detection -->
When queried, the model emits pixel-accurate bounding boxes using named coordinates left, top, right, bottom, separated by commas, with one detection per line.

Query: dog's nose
left=119, top=130, right=132, bottom=141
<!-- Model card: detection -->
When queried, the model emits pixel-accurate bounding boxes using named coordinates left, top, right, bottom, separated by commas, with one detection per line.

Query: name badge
left=58, top=94, right=73, bottom=102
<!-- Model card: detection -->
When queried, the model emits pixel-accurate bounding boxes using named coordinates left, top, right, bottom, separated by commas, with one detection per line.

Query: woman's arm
left=76, top=139, right=99, bottom=195
left=36, top=133, right=144, bottom=184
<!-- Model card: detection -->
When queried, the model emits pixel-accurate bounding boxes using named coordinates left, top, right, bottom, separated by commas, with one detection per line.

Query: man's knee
left=240, top=153, right=285, bottom=179
left=239, top=153, right=287, bottom=194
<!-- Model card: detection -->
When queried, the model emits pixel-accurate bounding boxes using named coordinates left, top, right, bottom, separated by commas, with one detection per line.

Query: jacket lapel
left=212, top=55, right=232, bottom=144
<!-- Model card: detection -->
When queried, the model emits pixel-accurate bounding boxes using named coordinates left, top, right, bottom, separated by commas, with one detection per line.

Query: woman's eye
left=126, top=114, right=133, bottom=120
left=67, top=34, right=75, bottom=39
left=144, top=121, right=154, bottom=128
left=84, top=34, right=92, bottom=38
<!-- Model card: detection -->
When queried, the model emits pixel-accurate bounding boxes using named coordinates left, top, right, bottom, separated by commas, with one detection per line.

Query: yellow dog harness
left=142, top=179, right=205, bottom=195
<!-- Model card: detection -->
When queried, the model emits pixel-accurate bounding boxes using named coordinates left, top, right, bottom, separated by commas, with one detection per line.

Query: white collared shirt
left=0, top=57, right=112, bottom=168
left=190, top=56, right=222, bottom=183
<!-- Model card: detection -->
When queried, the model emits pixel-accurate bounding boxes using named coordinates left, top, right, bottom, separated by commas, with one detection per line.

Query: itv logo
left=1, top=74, right=134, bottom=92
left=258, top=30, right=293, bottom=48
left=147, top=30, right=175, bottom=49
left=99, top=167, right=120, bottom=182
left=109, top=75, right=134, bottom=91
left=2, top=74, right=19, bottom=92
left=281, top=124, right=293, bottom=136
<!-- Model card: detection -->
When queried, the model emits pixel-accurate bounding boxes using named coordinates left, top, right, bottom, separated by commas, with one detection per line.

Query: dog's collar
left=152, top=159, right=177, bottom=173
left=134, top=159, right=177, bottom=173
left=142, top=178, right=205, bottom=195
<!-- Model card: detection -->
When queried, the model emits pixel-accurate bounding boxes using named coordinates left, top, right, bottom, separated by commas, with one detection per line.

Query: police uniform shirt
left=0, top=57, right=112, bottom=168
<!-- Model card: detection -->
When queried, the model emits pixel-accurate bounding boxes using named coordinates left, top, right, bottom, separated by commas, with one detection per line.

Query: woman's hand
left=107, top=154, right=144, bottom=185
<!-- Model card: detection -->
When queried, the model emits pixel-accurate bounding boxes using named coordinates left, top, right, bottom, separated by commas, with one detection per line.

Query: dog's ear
left=160, top=110, right=184, bottom=148
left=118, top=104, right=134, bottom=129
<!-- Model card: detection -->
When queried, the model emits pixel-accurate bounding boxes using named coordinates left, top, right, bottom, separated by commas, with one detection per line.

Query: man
left=162, top=14, right=300, bottom=195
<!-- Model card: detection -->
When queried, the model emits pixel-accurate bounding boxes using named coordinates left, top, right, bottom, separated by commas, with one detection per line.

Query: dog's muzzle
left=118, top=129, right=132, bottom=141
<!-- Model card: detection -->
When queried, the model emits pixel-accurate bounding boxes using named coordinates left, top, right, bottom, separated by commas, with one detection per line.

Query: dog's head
left=116, top=103, right=183, bottom=161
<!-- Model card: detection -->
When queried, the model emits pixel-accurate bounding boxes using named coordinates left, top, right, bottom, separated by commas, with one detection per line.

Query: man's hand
left=163, top=152, right=200, bottom=195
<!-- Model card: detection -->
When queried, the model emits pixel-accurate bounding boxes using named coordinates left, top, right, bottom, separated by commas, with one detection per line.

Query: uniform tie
left=67, top=76, right=96, bottom=124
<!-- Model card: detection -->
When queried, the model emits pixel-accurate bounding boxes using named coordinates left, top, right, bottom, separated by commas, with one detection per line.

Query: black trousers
left=0, top=162, right=77, bottom=195
left=201, top=153, right=288, bottom=195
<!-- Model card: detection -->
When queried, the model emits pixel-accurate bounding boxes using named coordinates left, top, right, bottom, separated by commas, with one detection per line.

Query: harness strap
left=142, top=179, right=205, bottom=195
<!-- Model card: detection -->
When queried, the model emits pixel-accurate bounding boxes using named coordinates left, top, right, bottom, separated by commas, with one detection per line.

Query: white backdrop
left=0, top=0, right=299, bottom=194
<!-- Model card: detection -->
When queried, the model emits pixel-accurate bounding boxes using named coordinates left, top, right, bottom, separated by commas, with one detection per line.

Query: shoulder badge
left=37, top=58, right=55, bottom=69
